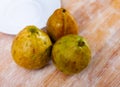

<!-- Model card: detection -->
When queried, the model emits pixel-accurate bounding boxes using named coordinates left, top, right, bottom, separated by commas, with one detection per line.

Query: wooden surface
left=0, top=0, right=120, bottom=87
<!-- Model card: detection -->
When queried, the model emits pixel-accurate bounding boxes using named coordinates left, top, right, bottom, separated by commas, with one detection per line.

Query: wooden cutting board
left=0, top=0, right=120, bottom=87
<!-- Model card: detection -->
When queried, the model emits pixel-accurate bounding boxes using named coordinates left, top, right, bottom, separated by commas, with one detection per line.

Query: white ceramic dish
left=0, top=0, right=61, bottom=34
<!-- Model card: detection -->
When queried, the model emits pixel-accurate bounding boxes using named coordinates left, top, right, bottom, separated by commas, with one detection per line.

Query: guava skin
left=11, top=25, right=52, bottom=69
left=46, top=8, right=78, bottom=42
left=52, top=35, right=91, bottom=75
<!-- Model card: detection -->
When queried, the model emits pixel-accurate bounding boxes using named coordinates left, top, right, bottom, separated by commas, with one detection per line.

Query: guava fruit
left=46, top=8, right=78, bottom=42
left=52, top=34, right=91, bottom=75
left=11, top=25, right=52, bottom=69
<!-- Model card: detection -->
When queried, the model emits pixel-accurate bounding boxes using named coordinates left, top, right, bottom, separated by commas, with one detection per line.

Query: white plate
left=0, top=0, right=61, bottom=34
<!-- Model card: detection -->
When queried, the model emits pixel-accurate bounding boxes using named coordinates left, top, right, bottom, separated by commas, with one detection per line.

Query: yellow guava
left=11, top=25, right=52, bottom=69
left=46, top=8, right=78, bottom=42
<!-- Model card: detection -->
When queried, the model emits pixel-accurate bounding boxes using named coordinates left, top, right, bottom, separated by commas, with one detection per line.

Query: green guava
left=52, top=34, right=91, bottom=75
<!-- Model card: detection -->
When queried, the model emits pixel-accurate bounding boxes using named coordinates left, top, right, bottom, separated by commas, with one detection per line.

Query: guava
left=52, top=34, right=91, bottom=75
left=11, top=25, right=52, bottom=69
left=46, top=8, right=78, bottom=42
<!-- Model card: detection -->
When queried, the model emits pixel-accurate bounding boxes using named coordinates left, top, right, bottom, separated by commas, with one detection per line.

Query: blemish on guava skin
left=60, top=70, right=63, bottom=72
left=27, top=35, right=30, bottom=38
left=25, top=42, right=29, bottom=47
left=73, top=61, right=76, bottom=65
left=16, top=36, right=19, bottom=40
left=13, top=50, right=16, bottom=54
left=19, top=57, right=22, bottom=61
left=44, top=41, right=47, bottom=45
left=36, top=31, right=39, bottom=34
left=32, top=48, right=35, bottom=53
left=64, top=61, right=68, bottom=67
left=57, top=41, right=61, bottom=44
left=75, top=68, right=79, bottom=72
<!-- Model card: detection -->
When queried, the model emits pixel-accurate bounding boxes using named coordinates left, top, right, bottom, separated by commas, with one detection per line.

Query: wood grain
left=0, top=0, right=120, bottom=87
